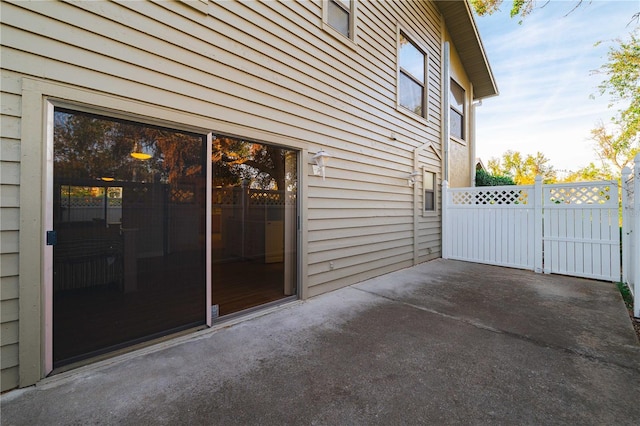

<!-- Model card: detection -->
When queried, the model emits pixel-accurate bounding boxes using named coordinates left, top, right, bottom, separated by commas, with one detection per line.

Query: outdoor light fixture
left=312, top=149, right=332, bottom=180
left=408, top=170, right=420, bottom=186
left=130, top=141, right=152, bottom=160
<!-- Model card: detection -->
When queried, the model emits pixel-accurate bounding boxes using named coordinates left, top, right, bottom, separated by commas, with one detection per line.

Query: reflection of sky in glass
left=399, top=73, right=422, bottom=115
left=399, top=34, right=424, bottom=83
left=451, top=110, right=463, bottom=139
left=327, top=0, right=349, bottom=37
left=450, top=80, right=465, bottom=111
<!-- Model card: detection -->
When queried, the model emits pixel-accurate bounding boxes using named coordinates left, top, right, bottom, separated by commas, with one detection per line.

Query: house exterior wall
left=0, top=0, right=480, bottom=391
left=445, top=28, right=474, bottom=188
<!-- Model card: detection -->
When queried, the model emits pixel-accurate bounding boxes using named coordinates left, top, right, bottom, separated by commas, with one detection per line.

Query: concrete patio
left=2, top=259, right=639, bottom=425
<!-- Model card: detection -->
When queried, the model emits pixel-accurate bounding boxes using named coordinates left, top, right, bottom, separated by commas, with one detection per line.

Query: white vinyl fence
left=443, top=176, right=621, bottom=283
left=622, top=154, right=640, bottom=318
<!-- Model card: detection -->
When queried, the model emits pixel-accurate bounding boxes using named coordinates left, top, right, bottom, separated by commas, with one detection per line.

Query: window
left=424, top=170, right=436, bottom=212
left=399, top=31, right=428, bottom=118
left=325, top=0, right=354, bottom=39
left=450, top=79, right=465, bottom=140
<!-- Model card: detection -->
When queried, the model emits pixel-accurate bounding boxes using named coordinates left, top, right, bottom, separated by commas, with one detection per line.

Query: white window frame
left=397, top=27, right=429, bottom=120
left=322, top=0, right=358, bottom=45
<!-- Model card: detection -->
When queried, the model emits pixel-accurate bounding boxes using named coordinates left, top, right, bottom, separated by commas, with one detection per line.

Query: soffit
left=434, top=0, right=499, bottom=99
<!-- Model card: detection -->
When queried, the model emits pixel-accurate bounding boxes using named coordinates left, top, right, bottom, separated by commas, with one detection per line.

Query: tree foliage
left=470, top=0, right=592, bottom=20
left=470, top=0, right=535, bottom=19
left=54, top=110, right=204, bottom=184
left=487, top=150, right=556, bottom=185
left=562, top=162, right=614, bottom=183
left=475, top=169, right=515, bottom=186
left=54, top=110, right=291, bottom=191
left=591, top=32, right=640, bottom=174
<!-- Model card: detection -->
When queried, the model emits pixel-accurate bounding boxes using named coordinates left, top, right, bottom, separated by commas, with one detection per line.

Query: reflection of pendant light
left=99, top=177, right=115, bottom=182
left=131, top=141, right=152, bottom=160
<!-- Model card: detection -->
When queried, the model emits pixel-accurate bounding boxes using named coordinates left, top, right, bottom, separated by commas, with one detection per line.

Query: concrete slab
left=2, top=259, right=639, bottom=425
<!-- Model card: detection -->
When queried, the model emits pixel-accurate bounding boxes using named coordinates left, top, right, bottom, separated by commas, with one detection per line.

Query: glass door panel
left=53, top=108, right=207, bottom=367
left=211, top=136, right=297, bottom=317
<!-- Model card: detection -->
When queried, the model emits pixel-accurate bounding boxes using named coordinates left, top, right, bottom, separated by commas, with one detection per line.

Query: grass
left=616, top=281, right=634, bottom=311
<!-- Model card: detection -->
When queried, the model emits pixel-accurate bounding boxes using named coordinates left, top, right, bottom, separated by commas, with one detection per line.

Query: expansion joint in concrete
left=353, top=287, right=640, bottom=374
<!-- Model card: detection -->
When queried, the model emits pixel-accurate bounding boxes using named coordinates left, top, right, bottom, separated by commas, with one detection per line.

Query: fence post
left=622, top=166, right=631, bottom=287
left=441, top=180, right=449, bottom=259
left=633, top=154, right=640, bottom=318
left=534, top=175, right=543, bottom=273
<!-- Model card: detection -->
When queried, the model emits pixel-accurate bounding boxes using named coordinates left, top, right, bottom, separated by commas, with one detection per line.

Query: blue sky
left=473, top=0, right=639, bottom=174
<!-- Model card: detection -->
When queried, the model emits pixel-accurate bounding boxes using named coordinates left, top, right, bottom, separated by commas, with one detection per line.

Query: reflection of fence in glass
left=60, top=185, right=122, bottom=224
left=213, top=188, right=295, bottom=206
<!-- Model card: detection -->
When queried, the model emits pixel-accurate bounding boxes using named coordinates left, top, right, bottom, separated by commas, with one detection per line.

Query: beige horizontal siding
left=1, top=82, right=29, bottom=390
left=0, top=231, right=18, bottom=254
left=0, top=138, right=20, bottom=163
left=1, top=366, right=19, bottom=393
left=1, top=321, right=18, bottom=348
left=1, top=343, right=19, bottom=371
left=0, top=67, right=21, bottom=391
left=0, top=275, right=19, bottom=300
left=0, top=208, right=19, bottom=231
left=0, top=298, right=18, bottom=326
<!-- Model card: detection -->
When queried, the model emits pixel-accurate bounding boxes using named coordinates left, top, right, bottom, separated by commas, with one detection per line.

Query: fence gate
left=443, top=178, right=621, bottom=282
left=542, top=183, right=620, bottom=281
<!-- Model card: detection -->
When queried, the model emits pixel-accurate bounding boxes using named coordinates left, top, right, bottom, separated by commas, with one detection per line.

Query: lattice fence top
left=450, top=187, right=531, bottom=206
left=543, top=183, right=616, bottom=206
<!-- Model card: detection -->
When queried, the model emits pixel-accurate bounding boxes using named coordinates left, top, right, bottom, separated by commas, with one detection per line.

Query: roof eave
left=434, top=0, right=499, bottom=100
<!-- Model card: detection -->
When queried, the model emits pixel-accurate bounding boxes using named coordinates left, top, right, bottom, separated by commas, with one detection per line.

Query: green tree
left=590, top=32, right=640, bottom=175
left=488, top=150, right=556, bottom=184
left=561, top=162, right=614, bottom=183
left=475, top=169, right=515, bottom=186
left=470, top=0, right=585, bottom=20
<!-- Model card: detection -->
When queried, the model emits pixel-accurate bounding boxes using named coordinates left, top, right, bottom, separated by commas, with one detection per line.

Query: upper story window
left=399, top=31, right=428, bottom=118
left=450, top=79, right=465, bottom=140
left=325, top=0, right=355, bottom=39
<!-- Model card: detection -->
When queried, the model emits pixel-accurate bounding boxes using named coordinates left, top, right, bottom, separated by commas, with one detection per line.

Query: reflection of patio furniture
left=54, top=236, right=123, bottom=291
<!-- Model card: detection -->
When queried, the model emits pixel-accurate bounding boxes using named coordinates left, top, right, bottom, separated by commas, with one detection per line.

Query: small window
left=424, top=170, right=436, bottom=212
left=399, top=31, right=428, bottom=118
left=325, top=0, right=354, bottom=39
left=450, top=79, right=465, bottom=140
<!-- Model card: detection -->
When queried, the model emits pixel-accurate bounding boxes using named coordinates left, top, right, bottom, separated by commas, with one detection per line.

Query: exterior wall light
left=408, top=170, right=420, bottom=186
left=312, top=150, right=332, bottom=180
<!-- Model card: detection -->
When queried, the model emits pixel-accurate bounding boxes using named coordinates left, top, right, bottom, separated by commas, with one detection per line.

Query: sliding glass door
left=50, top=108, right=298, bottom=368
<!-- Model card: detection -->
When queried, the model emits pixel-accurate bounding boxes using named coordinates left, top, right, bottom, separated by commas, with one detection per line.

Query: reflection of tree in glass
left=54, top=110, right=203, bottom=183
left=212, top=137, right=287, bottom=190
